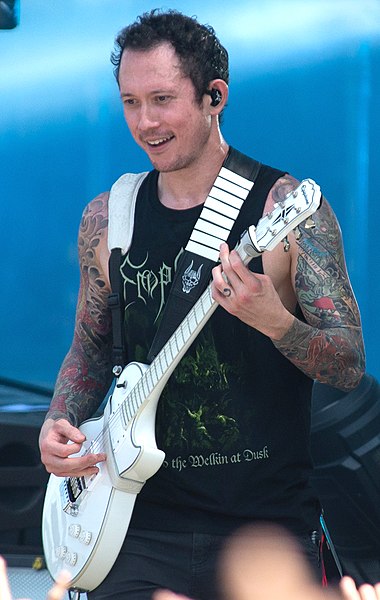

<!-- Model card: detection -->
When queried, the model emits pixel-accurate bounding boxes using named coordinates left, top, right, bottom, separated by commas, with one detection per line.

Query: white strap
left=185, top=166, right=254, bottom=262
left=107, top=171, right=149, bottom=254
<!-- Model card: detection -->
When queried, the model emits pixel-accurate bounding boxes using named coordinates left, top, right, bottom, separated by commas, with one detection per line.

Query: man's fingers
left=53, top=419, right=86, bottom=443
left=46, top=452, right=107, bottom=477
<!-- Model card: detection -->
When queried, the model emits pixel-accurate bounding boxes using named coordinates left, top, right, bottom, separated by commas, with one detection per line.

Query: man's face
left=118, top=43, right=212, bottom=173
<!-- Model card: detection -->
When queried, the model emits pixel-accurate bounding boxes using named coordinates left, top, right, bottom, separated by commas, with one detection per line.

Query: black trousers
left=86, top=528, right=321, bottom=600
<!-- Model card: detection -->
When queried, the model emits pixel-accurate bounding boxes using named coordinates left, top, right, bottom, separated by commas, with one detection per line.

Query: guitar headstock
left=237, top=178, right=321, bottom=261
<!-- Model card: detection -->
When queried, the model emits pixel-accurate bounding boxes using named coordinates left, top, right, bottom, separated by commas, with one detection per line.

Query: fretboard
left=121, top=284, right=217, bottom=425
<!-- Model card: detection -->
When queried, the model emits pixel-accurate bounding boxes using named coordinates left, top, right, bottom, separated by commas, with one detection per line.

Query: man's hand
left=211, top=243, right=294, bottom=340
left=39, top=418, right=106, bottom=477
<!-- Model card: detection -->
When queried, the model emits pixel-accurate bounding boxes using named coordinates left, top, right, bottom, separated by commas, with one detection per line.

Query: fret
left=157, top=353, right=164, bottom=377
left=128, top=390, right=137, bottom=416
left=120, top=402, right=128, bottom=429
left=152, top=359, right=160, bottom=383
left=146, top=368, right=155, bottom=393
left=173, top=332, right=181, bottom=354
left=131, top=387, right=140, bottom=413
left=145, top=372, right=154, bottom=395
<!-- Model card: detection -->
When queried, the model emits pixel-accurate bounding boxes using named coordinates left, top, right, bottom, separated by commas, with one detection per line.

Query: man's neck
left=157, top=140, right=229, bottom=210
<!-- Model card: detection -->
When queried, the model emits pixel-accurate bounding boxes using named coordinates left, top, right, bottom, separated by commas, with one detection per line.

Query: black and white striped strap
left=185, top=166, right=254, bottom=262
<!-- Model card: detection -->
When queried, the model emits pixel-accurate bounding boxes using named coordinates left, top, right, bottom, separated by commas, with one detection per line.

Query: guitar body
left=42, top=361, right=165, bottom=592
left=42, top=179, right=321, bottom=592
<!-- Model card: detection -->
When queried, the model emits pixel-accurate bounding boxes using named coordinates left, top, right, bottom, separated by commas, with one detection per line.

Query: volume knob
left=64, top=551, right=78, bottom=566
left=55, top=546, right=67, bottom=559
left=69, top=524, right=81, bottom=538
left=79, top=530, right=92, bottom=545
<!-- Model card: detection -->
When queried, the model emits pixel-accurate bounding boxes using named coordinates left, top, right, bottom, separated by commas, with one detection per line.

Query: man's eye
left=156, top=95, right=169, bottom=103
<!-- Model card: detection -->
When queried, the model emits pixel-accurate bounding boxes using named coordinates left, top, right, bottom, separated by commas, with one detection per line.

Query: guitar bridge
left=60, top=476, right=87, bottom=516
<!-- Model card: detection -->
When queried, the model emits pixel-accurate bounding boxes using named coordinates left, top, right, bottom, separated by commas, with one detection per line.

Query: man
left=39, top=9, right=365, bottom=600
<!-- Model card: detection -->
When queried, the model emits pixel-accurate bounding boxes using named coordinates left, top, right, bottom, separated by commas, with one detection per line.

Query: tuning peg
left=304, top=216, right=316, bottom=229
left=294, top=226, right=301, bottom=240
left=283, top=236, right=290, bottom=252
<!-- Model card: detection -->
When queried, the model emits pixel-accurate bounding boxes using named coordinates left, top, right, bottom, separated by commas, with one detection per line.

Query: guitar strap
left=108, top=173, right=149, bottom=371
left=108, top=247, right=128, bottom=370
left=107, top=149, right=262, bottom=370
left=147, top=148, right=261, bottom=361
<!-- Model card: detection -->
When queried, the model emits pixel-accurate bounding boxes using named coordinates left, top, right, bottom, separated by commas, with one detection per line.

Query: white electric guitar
left=42, top=179, right=321, bottom=592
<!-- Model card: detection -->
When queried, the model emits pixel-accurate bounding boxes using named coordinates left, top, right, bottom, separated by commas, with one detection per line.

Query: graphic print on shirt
left=181, top=260, right=203, bottom=294
left=120, top=248, right=249, bottom=453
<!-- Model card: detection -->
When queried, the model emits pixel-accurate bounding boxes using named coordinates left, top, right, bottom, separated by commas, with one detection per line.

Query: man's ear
left=206, top=79, right=228, bottom=111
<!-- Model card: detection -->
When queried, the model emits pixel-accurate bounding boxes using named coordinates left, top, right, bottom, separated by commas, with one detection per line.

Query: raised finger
left=219, top=245, right=252, bottom=292
left=0, top=556, right=12, bottom=600
left=53, top=419, right=86, bottom=444
left=358, top=584, right=380, bottom=600
left=46, top=451, right=106, bottom=477
left=340, top=577, right=360, bottom=600
left=46, top=569, right=71, bottom=600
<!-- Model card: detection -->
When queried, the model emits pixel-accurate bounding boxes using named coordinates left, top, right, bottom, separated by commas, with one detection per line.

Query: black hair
left=110, top=9, right=229, bottom=104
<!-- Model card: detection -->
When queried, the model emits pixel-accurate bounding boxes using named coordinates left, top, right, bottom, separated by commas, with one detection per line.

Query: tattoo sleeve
left=273, top=191, right=365, bottom=391
left=46, top=195, right=114, bottom=426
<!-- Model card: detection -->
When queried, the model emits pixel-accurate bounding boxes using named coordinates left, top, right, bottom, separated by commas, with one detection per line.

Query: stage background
left=1, top=0, right=379, bottom=389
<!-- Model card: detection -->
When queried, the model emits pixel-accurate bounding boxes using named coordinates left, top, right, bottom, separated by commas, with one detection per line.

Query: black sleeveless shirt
left=119, top=152, right=320, bottom=536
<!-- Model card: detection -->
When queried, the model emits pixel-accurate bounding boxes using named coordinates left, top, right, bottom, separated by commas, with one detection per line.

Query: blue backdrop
left=1, top=0, right=379, bottom=388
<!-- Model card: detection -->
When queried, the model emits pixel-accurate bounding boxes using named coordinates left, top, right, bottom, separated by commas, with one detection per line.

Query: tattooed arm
left=212, top=175, right=365, bottom=392
left=273, top=188, right=365, bottom=391
left=39, top=193, right=113, bottom=476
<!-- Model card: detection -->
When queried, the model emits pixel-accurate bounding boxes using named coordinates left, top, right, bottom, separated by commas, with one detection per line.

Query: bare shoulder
left=79, top=191, right=111, bottom=285
left=264, top=173, right=300, bottom=214
left=261, top=174, right=302, bottom=312
left=80, top=191, right=110, bottom=246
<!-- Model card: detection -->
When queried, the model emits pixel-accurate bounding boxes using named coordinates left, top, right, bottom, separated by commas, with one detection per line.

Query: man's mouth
left=146, top=135, right=174, bottom=147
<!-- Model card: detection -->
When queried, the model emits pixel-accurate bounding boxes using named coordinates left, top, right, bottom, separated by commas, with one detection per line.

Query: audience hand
left=153, top=524, right=380, bottom=600
left=340, top=576, right=380, bottom=600
left=0, top=556, right=70, bottom=600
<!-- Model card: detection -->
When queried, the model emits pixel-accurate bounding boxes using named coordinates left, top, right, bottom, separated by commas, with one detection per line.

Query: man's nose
left=137, top=103, right=160, bottom=131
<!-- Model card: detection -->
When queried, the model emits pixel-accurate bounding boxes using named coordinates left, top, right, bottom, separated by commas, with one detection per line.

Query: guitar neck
left=126, top=235, right=261, bottom=420
left=148, top=231, right=260, bottom=387
left=151, top=283, right=218, bottom=383
left=116, top=281, right=220, bottom=430
left=122, top=177, right=321, bottom=414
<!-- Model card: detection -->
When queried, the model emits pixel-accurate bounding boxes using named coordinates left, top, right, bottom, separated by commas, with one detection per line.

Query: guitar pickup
left=60, top=476, right=87, bottom=516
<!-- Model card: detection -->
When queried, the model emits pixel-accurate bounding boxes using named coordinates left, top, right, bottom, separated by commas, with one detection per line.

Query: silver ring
left=223, top=287, right=232, bottom=297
